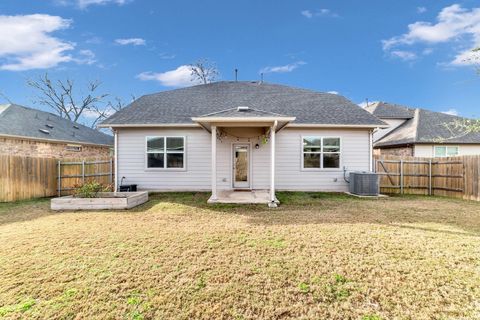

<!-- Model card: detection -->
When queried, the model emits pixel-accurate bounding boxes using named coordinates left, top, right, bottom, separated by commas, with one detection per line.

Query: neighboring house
left=100, top=81, right=386, bottom=205
left=365, top=102, right=480, bottom=157
left=0, top=104, right=113, bottom=158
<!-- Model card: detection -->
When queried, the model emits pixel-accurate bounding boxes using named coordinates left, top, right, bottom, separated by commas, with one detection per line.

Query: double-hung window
left=434, top=145, right=458, bottom=157
left=146, top=136, right=185, bottom=169
left=303, top=136, right=341, bottom=169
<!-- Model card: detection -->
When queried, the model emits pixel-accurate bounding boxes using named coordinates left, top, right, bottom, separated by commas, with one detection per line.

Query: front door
left=233, top=144, right=250, bottom=189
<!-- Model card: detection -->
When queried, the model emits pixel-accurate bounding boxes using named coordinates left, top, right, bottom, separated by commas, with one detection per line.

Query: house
left=0, top=104, right=113, bottom=158
left=365, top=102, right=480, bottom=157
left=99, top=81, right=386, bottom=205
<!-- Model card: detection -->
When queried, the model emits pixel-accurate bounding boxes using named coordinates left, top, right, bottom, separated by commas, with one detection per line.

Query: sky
left=0, top=0, right=480, bottom=125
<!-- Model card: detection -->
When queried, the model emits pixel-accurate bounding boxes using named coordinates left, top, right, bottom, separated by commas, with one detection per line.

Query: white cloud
left=0, top=14, right=75, bottom=71
left=327, top=91, right=339, bottom=95
left=301, top=10, right=313, bottom=18
left=74, top=49, right=96, bottom=65
left=442, top=108, right=459, bottom=116
left=417, top=7, right=427, bottom=14
left=382, top=4, right=480, bottom=66
left=115, top=38, right=145, bottom=46
left=77, top=0, right=129, bottom=9
left=158, top=52, right=176, bottom=60
left=390, top=50, right=418, bottom=61
left=301, top=8, right=338, bottom=18
left=260, top=61, right=306, bottom=74
left=136, top=65, right=202, bottom=87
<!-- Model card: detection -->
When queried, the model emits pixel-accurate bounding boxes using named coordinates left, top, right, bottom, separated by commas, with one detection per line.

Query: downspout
left=369, top=129, right=373, bottom=172
left=269, top=120, right=278, bottom=207
left=114, top=129, right=118, bottom=192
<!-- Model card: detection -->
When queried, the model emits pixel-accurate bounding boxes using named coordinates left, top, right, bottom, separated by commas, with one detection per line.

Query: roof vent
left=39, top=129, right=50, bottom=134
left=237, top=106, right=249, bottom=112
left=46, top=124, right=54, bottom=129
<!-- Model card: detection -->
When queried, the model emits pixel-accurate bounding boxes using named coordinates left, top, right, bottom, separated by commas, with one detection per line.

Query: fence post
left=400, top=159, right=404, bottom=194
left=82, top=160, right=85, bottom=185
left=57, top=160, right=61, bottom=197
left=428, top=159, right=432, bottom=196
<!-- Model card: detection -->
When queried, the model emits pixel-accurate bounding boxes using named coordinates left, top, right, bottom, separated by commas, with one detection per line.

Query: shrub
left=74, top=181, right=110, bottom=198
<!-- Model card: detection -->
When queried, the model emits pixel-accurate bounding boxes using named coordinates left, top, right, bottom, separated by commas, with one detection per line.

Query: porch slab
left=208, top=190, right=279, bottom=205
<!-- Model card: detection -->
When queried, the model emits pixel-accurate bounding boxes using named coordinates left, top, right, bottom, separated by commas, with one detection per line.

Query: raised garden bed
left=51, top=192, right=148, bottom=210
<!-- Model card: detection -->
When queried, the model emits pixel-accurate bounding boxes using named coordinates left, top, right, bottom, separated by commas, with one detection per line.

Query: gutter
left=0, top=133, right=113, bottom=148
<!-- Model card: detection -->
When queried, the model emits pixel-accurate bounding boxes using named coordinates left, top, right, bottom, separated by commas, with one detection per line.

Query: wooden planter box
left=51, top=192, right=148, bottom=211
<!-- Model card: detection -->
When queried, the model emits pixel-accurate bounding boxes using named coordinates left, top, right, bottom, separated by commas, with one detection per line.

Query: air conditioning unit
left=349, top=172, right=379, bottom=196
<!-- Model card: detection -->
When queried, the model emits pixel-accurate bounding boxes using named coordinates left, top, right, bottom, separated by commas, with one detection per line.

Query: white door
left=233, top=144, right=250, bottom=189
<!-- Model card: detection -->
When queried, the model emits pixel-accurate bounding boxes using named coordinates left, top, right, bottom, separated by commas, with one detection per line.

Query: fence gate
left=374, top=156, right=464, bottom=198
left=57, top=158, right=114, bottom=196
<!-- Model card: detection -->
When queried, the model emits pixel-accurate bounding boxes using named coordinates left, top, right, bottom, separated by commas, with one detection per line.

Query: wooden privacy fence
left=0, top=154, right=57, bottom=202
left=0, top=154, right=114, bottom=202
left=374, top=155, right=480, bottom=200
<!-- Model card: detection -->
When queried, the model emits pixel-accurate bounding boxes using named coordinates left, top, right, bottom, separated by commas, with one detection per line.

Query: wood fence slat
left=374, top=154, right=480, bottom=200
left=0, top=155, right=113, bottom=202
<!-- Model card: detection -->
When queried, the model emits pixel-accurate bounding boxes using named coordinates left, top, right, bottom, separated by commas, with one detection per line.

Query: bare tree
left=189, top=59, right=219, bottom=84
left=27, top=73, right=133, bottom=128
left=90, top=95, right=135, bottom=128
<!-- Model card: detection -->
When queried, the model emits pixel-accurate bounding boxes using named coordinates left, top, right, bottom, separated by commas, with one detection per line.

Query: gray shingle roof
left=364, top=102, right=415, bottom=119
left=101, top=81, right=385, bottom=126
left=375, top=108, right=480, bottom=147
left=0, top=104, right=113, bottom=146
left=196, top=107, right=290, bottom=118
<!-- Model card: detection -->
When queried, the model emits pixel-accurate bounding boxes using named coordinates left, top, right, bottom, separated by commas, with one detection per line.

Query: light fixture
left=255, top=143, right=260, bottom=149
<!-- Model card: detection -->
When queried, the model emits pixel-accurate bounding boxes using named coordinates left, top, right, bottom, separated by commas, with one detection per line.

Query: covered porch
left=192, top=107, right=295, bottom=207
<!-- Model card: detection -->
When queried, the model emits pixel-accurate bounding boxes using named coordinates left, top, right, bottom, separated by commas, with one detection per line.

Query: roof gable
left=364, top=102, right=415, bottom=119
left=375, top=107, right=480, bottom=147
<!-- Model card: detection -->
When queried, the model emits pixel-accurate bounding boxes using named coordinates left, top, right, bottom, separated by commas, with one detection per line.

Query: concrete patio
left=207, top=190, right=279, bottom=206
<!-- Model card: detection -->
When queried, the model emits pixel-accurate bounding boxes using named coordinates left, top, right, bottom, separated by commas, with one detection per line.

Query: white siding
left=373, top=118, right=407, bottom=141
left=275, top=128, right=370, bottom=191
left=116, top=127, right=371, bottom=192
left=117, top=128, right=211, bottom=191
left=414, top=144, right=480, bottom=157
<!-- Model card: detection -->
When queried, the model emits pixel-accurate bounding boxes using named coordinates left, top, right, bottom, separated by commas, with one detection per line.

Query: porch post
left=269, top=121, right=278, bottom=207
left=211, top=125, right=217, bottom=200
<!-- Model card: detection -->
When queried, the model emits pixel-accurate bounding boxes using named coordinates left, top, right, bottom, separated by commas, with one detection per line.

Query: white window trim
left=433, top=145, right=459, bottom=157
left=300, top=135, right=342, bottom=171
left=145, top=136, right=187, bottom=171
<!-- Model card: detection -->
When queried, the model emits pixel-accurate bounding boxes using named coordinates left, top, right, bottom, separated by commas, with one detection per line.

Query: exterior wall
left=0, top=136, right=111, bottom=159
left=116, top=127, right=372, bottom=192
left=117, top=128, right=212, bottom=191
left=374, top=146, right=413, bottom=157
left=414, top=144, right=480, bottom=157
left=373, top=118, right=407, bottom=142
left=275, top=128, right=371, bottom=191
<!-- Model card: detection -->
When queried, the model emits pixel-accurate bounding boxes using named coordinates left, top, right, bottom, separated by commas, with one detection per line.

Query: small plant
left=334, top=274, right=348, bottom=284
left=73, top=181, right=110, bottom=198
left=362, top=315, right=381, bottom=320
left=298, top=282, right=310, bottom=293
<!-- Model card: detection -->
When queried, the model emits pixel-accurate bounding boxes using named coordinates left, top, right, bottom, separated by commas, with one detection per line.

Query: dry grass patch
left=0, top=192, right=479, bottom=319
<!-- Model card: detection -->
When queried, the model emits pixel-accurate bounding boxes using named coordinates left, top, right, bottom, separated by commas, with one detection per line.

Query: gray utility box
left=349, top=172, right=379, bottom=196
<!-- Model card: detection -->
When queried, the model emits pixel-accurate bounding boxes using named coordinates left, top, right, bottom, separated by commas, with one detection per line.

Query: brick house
left=0, top=104, right=113, bottom=158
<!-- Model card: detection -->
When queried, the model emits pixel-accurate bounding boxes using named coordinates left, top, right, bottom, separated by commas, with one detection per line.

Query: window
left=434, top=146, right=459, bottom=157
left=66, top=144, right=82, bottom=152
left=302, top=136, right=341, bottom=169
left=146, top=136, right=185, bottom=169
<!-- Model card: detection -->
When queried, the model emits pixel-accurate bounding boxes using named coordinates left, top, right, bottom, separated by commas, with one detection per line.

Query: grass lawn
left=0, top=193, right=479, bottom=319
